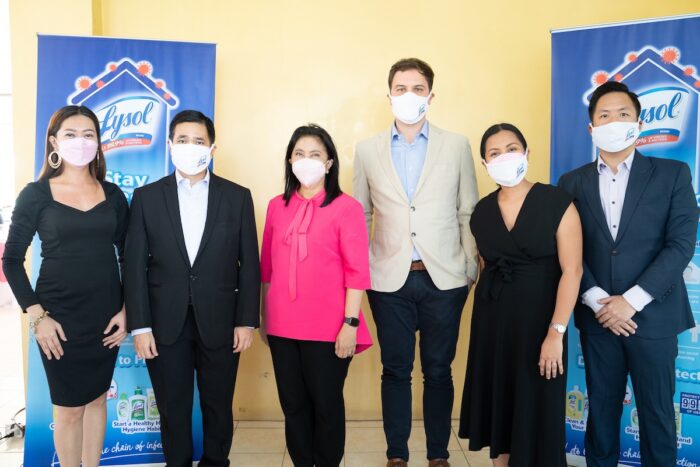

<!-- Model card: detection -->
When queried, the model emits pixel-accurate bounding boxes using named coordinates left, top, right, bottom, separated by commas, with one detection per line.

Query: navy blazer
left=558, top=151, right=697, bottom=338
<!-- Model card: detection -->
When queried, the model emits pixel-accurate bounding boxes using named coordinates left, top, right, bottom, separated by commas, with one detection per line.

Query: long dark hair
left=39, top=105, right=106, bottom=181
left=283, top=124, right=342, bottom=207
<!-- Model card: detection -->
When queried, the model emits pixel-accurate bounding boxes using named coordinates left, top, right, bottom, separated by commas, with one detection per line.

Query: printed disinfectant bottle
left=147, top=388, right=159, bottom=420
left=566, top=385, right=585, bottom=420
left=130, top=387, right=147, bottom=421
left=117, top=393, right=129, bottom=422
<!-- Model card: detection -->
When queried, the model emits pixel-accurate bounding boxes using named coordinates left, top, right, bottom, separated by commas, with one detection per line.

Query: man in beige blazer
left=353, top=58, right=478, bottom=467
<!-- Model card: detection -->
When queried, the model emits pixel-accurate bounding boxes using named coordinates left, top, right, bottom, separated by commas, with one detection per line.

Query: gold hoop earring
left=48, top=151, right=62, bottom=169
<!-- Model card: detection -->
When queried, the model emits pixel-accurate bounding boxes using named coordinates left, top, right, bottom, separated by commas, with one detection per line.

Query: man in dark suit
left=558, top=81, right=697, bottom=467
left=124, top=110, right=260, bottom=467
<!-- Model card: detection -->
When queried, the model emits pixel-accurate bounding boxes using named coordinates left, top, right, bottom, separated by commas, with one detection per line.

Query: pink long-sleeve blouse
left=260, top=190, right=372, bottom=352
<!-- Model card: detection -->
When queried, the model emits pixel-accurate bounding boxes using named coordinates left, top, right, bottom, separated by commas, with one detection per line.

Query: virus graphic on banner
left=68, top=58, right=179, bottom=154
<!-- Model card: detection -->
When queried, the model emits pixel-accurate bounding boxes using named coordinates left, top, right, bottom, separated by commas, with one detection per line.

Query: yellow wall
left=10, top=0, right=700, bottom=419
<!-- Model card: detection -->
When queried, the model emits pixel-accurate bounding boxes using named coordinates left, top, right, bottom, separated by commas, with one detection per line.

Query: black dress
left=458, top=183, right=572, bottom=467
left=2, top=179, right=128, bottom=407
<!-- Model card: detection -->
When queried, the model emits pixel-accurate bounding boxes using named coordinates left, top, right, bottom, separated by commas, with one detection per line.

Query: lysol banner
left=551, top=14, right=700, bottom=467
left=26, top=34, right=216, bottom=466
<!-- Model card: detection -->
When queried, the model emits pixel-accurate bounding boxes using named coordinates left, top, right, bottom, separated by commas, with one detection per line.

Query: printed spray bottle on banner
left=147, top=388, right=159, bottom=420
left=117, top=393, right=129, bottom=422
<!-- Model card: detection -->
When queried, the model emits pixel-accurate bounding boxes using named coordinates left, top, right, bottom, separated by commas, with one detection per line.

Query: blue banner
left=551, top=14, right=700, bottom=466
left=27, top=35, right=216, bottom=466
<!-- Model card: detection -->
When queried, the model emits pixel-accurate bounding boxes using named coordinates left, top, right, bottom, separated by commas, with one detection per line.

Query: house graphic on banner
left=65, top=58, right=181, bottom=196
left=582, top=46, right=700, bottom=191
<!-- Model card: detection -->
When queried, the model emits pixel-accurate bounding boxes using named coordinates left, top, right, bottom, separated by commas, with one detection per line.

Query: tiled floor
left=229, top=420, right=491, bottom=467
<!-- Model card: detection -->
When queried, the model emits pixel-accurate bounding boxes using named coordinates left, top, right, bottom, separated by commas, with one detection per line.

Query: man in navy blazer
left=558, top=81, right=697, bottom=467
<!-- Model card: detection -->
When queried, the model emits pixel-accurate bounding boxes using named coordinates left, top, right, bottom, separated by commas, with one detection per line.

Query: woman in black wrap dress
left=458, top=123, right=583, bottom=466
left=2, top=105, right=128, bottom=467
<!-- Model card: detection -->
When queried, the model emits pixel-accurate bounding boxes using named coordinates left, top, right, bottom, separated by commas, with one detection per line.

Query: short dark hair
left=588, top=81, right=641, bottom=122
left=480, top=123, right=528, bottom=159
left=168, top=110, right=216, bottom=143
left=39, top=105, right=106, bottom=181
left=283, top=124, right=342, bottom=208
left=388, top=58, right=434, bottom=90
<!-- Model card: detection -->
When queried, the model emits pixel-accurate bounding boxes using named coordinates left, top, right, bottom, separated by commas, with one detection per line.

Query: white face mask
left=590, top=121, right=640, bottom=153
left=292, top=158, right=328, bottom=188
left=170, top=143, right=214, bottom=176
left=390, top=92, right=430, bottom=125
left=483, top=150, right=528, bottom=187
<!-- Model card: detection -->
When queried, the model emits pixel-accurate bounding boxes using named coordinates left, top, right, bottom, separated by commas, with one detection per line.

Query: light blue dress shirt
left=391, top=121, right=429, bottom=261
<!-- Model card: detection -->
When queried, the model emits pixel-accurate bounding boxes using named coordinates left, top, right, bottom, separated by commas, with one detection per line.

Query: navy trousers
left=580, top=331, right=678, bottom=467
left=368, top=270, right=469, bottom=461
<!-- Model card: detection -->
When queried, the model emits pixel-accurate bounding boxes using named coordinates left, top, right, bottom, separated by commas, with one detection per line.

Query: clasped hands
left=596, top=295, right=638, bottom=337
left=134, top=326, right=254, bottom=360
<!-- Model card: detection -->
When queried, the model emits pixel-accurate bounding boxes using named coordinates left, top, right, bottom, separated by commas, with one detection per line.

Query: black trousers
left=146, top=309, right=240, bottom=467
left=268, top=335, right=351, bottom=467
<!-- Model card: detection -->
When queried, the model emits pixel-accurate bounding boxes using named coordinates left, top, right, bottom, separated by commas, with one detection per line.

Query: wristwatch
left=550, top=322, right=567, bottom=334
left=343, top=317, right=360, bottom=327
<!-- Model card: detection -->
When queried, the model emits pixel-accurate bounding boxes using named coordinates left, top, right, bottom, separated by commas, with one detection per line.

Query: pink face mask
left=58, top=138, right=99, bottom=167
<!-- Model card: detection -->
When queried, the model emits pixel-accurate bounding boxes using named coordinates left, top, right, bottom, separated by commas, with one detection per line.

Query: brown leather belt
left=410, top=260, right=427, bottom=271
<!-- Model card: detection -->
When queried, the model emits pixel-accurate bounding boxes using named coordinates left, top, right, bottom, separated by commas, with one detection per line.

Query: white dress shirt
left=581, top=150, right=653, bottom=313
left=132, top=170, right=210, bottom=336
left=176, top=170, right=210, bottom=265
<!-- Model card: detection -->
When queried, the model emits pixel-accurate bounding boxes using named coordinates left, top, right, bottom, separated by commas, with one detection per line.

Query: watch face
left=552, top=323, right=566, bottom=333
left=345, top=317, right=360, bottom=327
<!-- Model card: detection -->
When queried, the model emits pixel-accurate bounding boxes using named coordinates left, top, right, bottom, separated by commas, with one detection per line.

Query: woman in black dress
left=2, top=105, right=128, bottom=467
left=458, top=123, right=582, bottom=466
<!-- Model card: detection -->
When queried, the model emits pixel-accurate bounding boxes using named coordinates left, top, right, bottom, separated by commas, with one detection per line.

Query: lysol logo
left=583, top=46, right=700, bottom=155
left=195, top=154, right=208, bottom=169
left=637, top=86, right=689, bottom=146
left=96, top=96, right=160, bottom=152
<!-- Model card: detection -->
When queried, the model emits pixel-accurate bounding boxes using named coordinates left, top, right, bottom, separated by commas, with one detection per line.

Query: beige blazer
left=352, top=123, right=479, bottom=292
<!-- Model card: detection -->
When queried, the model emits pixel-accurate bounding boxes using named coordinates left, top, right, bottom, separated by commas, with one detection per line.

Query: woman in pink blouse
left=260, top=124, right=372, bottom=467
